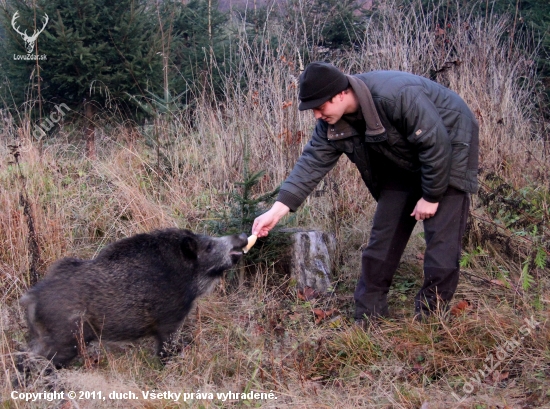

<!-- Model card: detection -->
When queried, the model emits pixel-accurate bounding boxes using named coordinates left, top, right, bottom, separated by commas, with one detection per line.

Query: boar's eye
left=205, top=242, right=213, bottom=253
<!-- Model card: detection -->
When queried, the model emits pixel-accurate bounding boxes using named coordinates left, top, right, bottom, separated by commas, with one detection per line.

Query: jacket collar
left=347, top=75, right=386, bottom=137
left=326, top=75, right=387, bottom=141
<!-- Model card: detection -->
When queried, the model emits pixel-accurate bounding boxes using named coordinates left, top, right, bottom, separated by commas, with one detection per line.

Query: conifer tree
left=0, top=0, right=163, bottom=155
left=283, top=0, right=366, bottom=49
left=162, top=0, right=229, bottom=102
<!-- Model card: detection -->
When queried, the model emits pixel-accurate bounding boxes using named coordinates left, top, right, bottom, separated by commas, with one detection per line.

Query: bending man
left=252, top=62, right=479, bottom=322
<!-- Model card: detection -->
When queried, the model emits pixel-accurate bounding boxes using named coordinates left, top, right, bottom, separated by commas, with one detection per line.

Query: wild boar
left=20, top=228, right=248, bottom=367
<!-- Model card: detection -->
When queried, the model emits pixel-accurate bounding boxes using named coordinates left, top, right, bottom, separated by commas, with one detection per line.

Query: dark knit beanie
left=298, top=62, right=349, bottom=111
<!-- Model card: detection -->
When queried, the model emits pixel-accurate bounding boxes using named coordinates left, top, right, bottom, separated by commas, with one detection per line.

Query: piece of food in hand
left=243, top=235, right=257, bottom=253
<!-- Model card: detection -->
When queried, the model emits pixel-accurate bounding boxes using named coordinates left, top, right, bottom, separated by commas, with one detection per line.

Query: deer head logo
left=11, top=11, right=49, bottom=54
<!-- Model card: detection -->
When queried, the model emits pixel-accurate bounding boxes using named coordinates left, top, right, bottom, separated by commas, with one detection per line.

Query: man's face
left=311, top=94, right=346, bottom=124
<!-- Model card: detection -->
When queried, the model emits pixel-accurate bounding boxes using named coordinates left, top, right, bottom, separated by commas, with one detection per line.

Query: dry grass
left=1, top=1, right=549, bottom=408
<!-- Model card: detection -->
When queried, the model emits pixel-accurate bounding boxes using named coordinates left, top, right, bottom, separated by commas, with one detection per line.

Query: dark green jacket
left=277, top=70, right=479, bottom=211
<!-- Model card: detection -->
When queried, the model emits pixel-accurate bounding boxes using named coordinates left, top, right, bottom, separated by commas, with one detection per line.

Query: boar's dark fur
left=20, top=229, right=248, bottom=367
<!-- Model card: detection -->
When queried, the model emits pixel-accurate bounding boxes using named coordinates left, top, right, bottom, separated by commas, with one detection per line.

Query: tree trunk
left=282, top=229, right=337, bottom=293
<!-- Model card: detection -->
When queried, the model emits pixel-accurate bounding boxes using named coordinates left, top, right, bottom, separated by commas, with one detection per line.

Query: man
left=252, top=62, right=479, bottom=322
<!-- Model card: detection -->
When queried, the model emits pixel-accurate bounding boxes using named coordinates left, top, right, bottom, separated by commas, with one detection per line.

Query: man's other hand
left=410, top=198, right=439, bottom=221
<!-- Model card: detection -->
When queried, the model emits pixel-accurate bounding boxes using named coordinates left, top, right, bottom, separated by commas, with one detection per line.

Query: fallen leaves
left=312, top=308, right=338, bottom=325
left=450, top=299, right=472, bottom=316
left=296, top=287, right=341, bottom=325
left=297, top=286, right=320, bottom=301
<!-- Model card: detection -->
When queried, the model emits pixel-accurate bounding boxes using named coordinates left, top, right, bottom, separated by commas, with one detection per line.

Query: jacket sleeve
left=277, top=120, right=343, bottom=211
left=396, top=86, right=452, bottom=203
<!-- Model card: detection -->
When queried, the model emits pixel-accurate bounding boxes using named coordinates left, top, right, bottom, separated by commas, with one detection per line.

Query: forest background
left=0, top=0, right=549, bottom=408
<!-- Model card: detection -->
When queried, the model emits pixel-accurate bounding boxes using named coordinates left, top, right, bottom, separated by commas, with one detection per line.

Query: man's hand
left=411, top=198, right=439, bottom=221
left=252, top=201, right=290, bottom=237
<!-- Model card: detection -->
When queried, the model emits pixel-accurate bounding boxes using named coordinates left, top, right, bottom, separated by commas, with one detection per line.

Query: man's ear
left=340, top=88, right=352, bottom=98
left=180, top=236, right=198, bottom=260
left=334, top=91, right=345, bottom=102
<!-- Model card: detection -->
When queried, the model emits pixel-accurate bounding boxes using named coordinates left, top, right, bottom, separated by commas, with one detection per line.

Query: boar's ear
left=180, top=236, right=198, bottom=260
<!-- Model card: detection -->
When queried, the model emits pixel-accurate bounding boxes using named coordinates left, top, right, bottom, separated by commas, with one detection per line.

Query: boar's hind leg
left=50, top=343, right=79, bottom=368
left=33, top=318, right=95, bottom=368
left=52, top=321, right=98, bottom=368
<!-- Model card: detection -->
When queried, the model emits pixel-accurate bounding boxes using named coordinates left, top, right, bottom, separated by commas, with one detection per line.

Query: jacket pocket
left=385, top=129, right=402, bottom=146
left=450, top=141, right=470, bottom=177
left=329, top=138, right=354, bottom=154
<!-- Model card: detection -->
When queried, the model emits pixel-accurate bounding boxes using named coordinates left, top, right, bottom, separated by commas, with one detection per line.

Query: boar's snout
left=230, top=233, right=249, bottom=263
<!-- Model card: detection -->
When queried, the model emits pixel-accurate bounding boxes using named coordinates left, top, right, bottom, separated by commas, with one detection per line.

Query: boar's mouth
left=230, top=249, right=244, bottom=264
